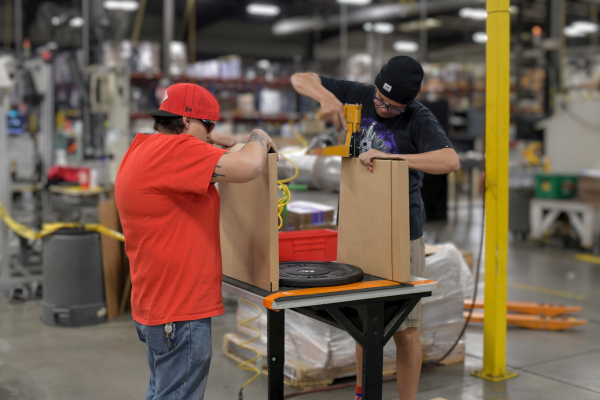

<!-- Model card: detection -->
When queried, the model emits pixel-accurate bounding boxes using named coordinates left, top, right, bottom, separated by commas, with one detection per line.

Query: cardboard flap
left=98, top=198, right=128, bottom=321
left=228, top=143, right=246, bottom=152
left=338, top=158, right=394, bottom=280
left=338, top=158, right=410, bottom=282
left=391, top=160, right=410, bottom=282
left=425, top=244, right=443, bottom=256
left=219, top=153, right=279, bottom=292
left=371, top=155, right=407, bottom=161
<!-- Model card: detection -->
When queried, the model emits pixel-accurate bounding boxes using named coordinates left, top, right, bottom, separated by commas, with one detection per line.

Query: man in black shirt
left=291, top=56, right=460, bottom=400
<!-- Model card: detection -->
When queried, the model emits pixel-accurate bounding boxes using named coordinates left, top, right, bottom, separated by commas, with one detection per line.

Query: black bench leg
left=268, top=308, right=285, bottom=400
left=362, top=302, right=385, bottom=400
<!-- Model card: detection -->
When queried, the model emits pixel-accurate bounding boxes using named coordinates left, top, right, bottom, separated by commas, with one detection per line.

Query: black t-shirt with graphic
left=320, top=76, right=453, bottom=241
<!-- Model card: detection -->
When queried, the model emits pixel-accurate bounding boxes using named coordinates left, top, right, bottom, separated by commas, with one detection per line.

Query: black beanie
left=374, top=56, right=424, bottom=105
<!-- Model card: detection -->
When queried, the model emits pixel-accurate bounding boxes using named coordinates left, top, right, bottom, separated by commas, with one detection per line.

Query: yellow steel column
left=471, top=0, right=518, bottom=382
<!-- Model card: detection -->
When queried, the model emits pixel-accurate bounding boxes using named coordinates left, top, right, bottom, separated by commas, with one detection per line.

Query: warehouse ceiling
left=2, top=0, right=600, bottom=61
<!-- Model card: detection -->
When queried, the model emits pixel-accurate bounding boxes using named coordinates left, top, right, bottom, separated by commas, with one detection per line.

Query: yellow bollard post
left=471, top=0, right=518, bottom=382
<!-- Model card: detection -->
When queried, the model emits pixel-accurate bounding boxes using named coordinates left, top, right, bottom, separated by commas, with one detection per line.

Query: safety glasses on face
left=373, top=92, right=404, bottom=116
left=199, top=119, right=216, bottom=133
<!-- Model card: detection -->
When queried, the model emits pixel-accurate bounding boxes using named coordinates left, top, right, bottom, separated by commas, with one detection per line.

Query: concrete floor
left=1, top=198, right=600, bottom=399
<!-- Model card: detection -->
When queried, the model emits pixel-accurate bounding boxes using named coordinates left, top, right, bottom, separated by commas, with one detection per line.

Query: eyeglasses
left=373, top=93, right=404, bottom=116
left=199, top=119, right=216, bottom=133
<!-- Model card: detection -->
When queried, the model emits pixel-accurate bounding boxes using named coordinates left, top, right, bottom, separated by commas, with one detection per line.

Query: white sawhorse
left=530, top=198, right=600, bottom=249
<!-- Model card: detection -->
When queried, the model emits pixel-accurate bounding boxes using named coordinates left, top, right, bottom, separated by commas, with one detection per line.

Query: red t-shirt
left=115, top=133, right=227, bottom=326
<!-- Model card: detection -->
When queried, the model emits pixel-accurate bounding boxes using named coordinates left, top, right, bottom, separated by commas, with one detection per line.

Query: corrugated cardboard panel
left=391, top=160, right=411, bottom=282
left=267, top=154, right=279, bottom=291
left=338, top=158, right=393, bottom=280
left=98, top=197, right=126, bottom=321
left=425, top=244, right=443, bottom=256
left=220, top=152, right=279, bottom=292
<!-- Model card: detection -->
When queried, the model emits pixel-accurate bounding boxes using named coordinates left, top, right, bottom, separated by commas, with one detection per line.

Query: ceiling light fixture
left=563, top=25, right=586, bottom=37
left=273, top=18, right=319, bottom=36
left=509, top=5, right=520, bottom=15
left=373, top=22, right=394, bottom=34
left=563, top=21, right=599, bottom=37
left=246, top=3, right=281, bottom=16
left=363, top=22, right=373, bottom=32
left=69, top=17, right=85, bottom=28
left=572, top=21, right=599, bottom=33
left=103, top=1, right=139, bottom=11
left=51, top=16, right=61, bottom=26
left=459, top=7, right=487, bottom=21
left=257, top=59, right=271, bottom=70
left=336, top=0, right=372, bottom=5
left=398, top=18, right=442, bottom=32
left=472, top=31, right=488, bottom=43
left=393, top=40, right=419, bottom=53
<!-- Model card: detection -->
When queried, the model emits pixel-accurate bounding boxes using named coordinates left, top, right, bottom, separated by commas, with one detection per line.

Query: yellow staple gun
left=307, top=104, right=362, bottom=157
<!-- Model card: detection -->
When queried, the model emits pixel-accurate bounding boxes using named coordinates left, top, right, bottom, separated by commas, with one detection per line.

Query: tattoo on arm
left=212, top=164, right=226, bottom=178
left=223, top=151, right=231, bottom=155
left=241, top=131, right=266, bottom=151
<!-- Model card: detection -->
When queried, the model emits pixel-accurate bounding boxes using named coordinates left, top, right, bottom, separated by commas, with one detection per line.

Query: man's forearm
left=391, top=150, right=460, bottom=175
left=240, top=130, right=269, bottom=158
left=210, top=130, right=272, bottom=183
left=291, top=73, right=330, bottom=102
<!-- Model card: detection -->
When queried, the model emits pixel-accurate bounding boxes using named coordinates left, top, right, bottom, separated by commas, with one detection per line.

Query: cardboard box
left=425, top=244, right=443, bottom=256
left=337, top=158, right=410, bottom=282
left=98, top=197, right=129, bottom=321
left=460, top=249, right=474, bottom=270
left=578, top=175, right=600, bottom=204
left=219, top=147, right=279, bottom=292
left=286, top=200, right=335, bottom=230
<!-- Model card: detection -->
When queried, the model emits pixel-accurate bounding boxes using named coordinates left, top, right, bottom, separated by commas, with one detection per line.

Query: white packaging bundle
left=259, top=89, right=282, bottom=115
left=219, top=55, right=242, bottom=80
left=227, top=244, right=473, bottom=382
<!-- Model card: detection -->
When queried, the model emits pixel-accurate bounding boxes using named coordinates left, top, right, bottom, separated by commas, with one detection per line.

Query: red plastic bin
left=278, top=229, right=338, bottom=262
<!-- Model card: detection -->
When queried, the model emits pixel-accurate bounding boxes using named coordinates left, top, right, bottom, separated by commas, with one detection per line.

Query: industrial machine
left=0, top=55, right=54, bottom=295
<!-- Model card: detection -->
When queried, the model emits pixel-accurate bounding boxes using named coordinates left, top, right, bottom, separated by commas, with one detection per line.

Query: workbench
left=530, top=198, right=600, bottom=248
left=223, top=274, right=437, bottom=400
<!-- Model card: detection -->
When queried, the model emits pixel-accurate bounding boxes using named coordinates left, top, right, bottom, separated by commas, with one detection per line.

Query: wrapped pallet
left=419, top=244, right=474, bottom=363
left=223, top=244, right=473, bottom=388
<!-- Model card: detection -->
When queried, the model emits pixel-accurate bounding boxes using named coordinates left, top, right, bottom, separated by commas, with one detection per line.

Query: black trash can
left=41, top=229, right=107, bottom=327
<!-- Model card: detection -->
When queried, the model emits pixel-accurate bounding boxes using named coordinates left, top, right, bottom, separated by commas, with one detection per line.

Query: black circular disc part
left=279, top=261, right=364, bottom=287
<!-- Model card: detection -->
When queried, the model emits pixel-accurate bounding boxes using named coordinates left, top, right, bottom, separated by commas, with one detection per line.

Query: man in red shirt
left=115, top=83, right=277, bottom=400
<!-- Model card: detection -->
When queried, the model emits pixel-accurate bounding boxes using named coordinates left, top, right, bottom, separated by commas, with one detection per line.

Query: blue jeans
left=135, top=318, right=212, bottom=400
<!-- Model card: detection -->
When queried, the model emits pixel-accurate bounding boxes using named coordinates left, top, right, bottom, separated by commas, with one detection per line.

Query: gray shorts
left=397, top=236, right=425, bottom=332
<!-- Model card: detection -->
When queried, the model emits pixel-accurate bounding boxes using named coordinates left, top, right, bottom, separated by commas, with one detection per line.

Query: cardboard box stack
left=578, top=170, right=600, bottom=204
left=286, top=201, right=336, bottom=231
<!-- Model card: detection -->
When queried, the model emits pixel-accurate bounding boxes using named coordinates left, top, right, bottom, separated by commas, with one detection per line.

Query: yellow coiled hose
left=276, top=120, right=306, bottom=230
left=237, top=298, right=264, bottom=400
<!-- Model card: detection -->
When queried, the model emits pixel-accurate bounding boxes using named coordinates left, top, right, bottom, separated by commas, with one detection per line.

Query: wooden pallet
left=223, top=333, right=465, bottom=389
left=223, top=333, right=337, bottom=389
left=422, top=342, right=466, bottom=366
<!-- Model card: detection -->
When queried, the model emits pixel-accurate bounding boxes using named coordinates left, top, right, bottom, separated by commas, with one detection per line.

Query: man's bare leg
left=355, top=327, right=421, bottom=400
left=393, top=328, right=421, bottom=400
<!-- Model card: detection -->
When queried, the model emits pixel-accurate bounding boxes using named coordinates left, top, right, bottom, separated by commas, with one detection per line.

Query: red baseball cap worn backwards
left=151, top=83, right=220, bottom=121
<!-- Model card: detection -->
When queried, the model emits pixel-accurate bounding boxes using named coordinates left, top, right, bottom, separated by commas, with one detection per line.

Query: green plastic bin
left=535, top=174, right=578, bottom=199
